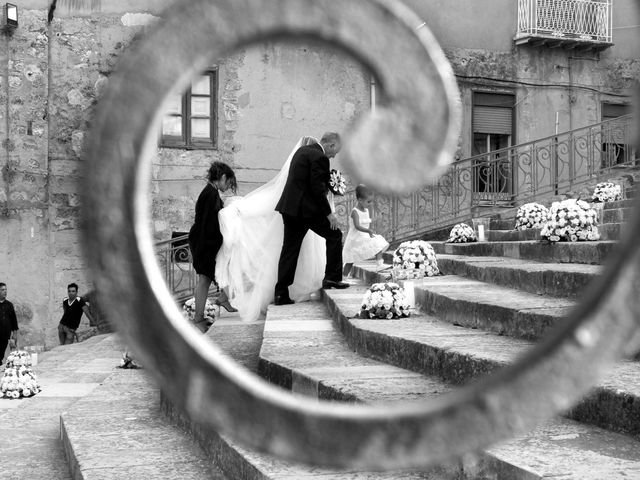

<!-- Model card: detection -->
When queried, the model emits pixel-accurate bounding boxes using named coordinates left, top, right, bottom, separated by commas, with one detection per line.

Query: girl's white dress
left=343, top=208, right=389, bottom=263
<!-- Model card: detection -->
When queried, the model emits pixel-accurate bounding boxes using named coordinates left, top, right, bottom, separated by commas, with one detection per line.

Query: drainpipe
left=2, top=32, right=10, bottom=216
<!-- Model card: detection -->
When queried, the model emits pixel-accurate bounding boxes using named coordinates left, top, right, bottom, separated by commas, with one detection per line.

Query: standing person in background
left=58, top=283, right=95, bottom=345
left=188, top=161, right=238, bottom=333
left=0, top=282, right=19, bottom=365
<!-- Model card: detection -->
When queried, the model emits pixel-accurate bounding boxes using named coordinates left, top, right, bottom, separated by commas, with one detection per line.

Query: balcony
left=515, top=0, right=613, bottom=51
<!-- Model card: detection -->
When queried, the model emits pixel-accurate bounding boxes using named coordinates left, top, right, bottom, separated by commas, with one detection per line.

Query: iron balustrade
left=334, top=114, right=636, bottom=243
left=516, top=0, right=612, bottom=44
left=155, top=234, right=194, bottom=303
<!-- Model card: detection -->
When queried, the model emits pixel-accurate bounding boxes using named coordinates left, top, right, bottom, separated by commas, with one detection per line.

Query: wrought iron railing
left=335, top=115, right=636, bottom=243
left=516, top=0, right=612, bottom=43
left=155, top=234, right=195, bottom=303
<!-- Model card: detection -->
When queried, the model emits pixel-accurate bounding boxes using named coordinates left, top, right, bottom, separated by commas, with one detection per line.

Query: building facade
left=0, top=0, right=638, bottom=347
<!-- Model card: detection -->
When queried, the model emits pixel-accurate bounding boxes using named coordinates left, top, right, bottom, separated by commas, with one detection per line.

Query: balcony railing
left=335, top=115, right=636, bottom=243
left=515, top=0, right=612, bottom=49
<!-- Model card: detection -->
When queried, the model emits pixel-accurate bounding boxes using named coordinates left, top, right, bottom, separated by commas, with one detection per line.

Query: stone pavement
left=0, top=332, right=226, bottom=480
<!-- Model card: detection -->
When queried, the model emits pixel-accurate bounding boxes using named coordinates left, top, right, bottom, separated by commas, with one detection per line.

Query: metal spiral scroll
left=82, top=0, right=640, bottom=471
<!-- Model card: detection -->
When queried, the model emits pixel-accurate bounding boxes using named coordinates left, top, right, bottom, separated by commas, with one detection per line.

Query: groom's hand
left=328, top=213, right=338, bottom=230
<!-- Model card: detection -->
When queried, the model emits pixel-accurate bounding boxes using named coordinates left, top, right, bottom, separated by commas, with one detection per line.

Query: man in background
left=58, top=283, right=95, bottom=345
left=0, top=283, right=19, bottom=364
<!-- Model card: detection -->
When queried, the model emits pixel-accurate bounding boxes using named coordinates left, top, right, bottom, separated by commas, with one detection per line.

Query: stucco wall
left=150, top=42, right=369, bottom=241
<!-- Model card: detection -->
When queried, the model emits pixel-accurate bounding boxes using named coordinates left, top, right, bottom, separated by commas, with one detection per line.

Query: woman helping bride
left=215, top=136, right=330, bottom=322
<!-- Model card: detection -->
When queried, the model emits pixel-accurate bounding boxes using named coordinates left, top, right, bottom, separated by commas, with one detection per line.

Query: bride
left=215, top=136, right=329, bottom=322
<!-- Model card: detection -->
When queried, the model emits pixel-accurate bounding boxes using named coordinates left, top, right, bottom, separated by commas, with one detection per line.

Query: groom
left=274, top=132, right=349, bottom=305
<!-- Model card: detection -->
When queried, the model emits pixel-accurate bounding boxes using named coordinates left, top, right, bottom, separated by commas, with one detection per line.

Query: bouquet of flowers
left=328, top=169, right=347, bottom=196
left=358, top=282, right=411, bottom=319
left=182, top=297, right=217, bottom=323
left=0, top=351, right=41, bottom=399
left=4, top=350, right=32, bottom=367
left=514, top=202, right=550, bottom=230
left=446, top=223, right=477, bottom=243
left=540, top=199, right=600, bottom=243
left=592, top=181, right=622, bottom=203
left=392, top=240, right=439, bottom=280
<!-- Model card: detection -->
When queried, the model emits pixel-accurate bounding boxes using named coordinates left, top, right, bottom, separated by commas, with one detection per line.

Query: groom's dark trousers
left=275, top=213, right=343, bottom=298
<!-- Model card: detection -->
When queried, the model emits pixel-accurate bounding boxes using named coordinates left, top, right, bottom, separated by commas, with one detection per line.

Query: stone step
left=429, top=240, right=617, bottom=265
left=604, top=198, right=636, bottom=210
left=486, top=228, right=541, bottom=242
left=59, top=335, right=227, bottom=480
left=324, top=281, right=640, bottom=443
left=602, top=207, right=634, bottom=224
left=437, top=254, right=602, bottom=299
left=161, top=314, right=462, bottom=479
left=258, top=298, right=640, bottom=479
left=490, top=218, right=515, bottom=230
left=487, top=221, right=624, bottom=242
left=355, top=267, right=573, bottom=341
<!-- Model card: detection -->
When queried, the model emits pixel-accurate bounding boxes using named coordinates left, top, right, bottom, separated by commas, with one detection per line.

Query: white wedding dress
left=215, top=137, right=328, bottom=322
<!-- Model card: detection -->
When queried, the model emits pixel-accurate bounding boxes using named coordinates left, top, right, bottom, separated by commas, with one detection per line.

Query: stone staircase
left=151, top=187, right=640, bottom=478
left=22, top=186, right=640, bottom=478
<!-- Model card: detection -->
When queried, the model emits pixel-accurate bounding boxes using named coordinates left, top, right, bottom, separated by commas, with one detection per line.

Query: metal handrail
left=335, top=114, right=636, bottom=243
left=155, top=233, right=195, bottom=303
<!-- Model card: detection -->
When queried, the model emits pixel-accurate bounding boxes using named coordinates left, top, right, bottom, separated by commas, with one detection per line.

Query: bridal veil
left=216, top=137, right=327, bottom=321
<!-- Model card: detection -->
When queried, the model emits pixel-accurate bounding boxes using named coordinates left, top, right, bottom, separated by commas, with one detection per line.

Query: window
left=471, top=92, right=515, bottom=203
left=601, top=102, right=632, bottom=168
left=161, top=70, right=217, bottom=149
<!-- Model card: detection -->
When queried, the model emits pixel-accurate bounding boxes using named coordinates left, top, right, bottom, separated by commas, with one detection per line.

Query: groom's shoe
left=322, top=279, right=350, bottom=289
left=274, top=295, right=295, bottom=306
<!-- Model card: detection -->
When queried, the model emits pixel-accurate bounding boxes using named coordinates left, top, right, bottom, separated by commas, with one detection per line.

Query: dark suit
left=274, top=143, right=343, bottom=298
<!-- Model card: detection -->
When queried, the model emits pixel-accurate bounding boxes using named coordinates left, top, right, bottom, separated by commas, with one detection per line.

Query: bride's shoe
left=215, top=298, right=238, bottom=313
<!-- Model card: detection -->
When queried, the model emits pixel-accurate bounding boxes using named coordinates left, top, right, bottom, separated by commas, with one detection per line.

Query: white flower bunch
left=392, top=240, right=439, bottom=280
left=541, top=199, right=600, bottom=243
left=0, top=361, right=40, bottom=398
left=447, top=223, right=477, bottom=243
left=514, top=202, right=550, bottom=230
left=359, top=282, right=411, bottom=319
left=592, top=182, right=622, bottom=203
left=182, top=297, right=217, bottom=323
left=4, top=350, right=32, bottom=368
left=328, top=169, right=347, bottom=196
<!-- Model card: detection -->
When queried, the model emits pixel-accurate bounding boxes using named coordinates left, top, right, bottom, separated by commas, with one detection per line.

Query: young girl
left=188, top=161, right=238, bottom=333
left=342, top=184, right=389, bottom=277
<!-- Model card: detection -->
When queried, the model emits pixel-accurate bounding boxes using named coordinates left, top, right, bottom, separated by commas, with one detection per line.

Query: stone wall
left=0, top=0, right=638, bottom=350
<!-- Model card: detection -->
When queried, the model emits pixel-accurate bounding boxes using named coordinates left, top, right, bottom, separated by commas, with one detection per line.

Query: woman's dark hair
left=207, top=161, right=237, bottom=194
left=355, top=184, right=372, bottom=200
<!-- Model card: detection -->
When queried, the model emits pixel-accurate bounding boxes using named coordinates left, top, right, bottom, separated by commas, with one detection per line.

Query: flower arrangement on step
left=540, top=199, right=600, bottom=243
left=358, top=282, right=411, bottom=319
left=392, top=240, right=439, bottom=280
left=0, top=351, right=41, bottom=399
left=182, top=297, right=217, bottom=324
left=328, top=169, right=347, bottom=196
left=514, top=202, right=550, bottom=230
left=592, top=181, right=622, bottom=203
left=446, top=223, right=477, bottom=243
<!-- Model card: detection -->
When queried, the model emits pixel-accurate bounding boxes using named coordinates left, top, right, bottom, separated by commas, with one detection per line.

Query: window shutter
left=473, top=106, right=513, bottom=135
